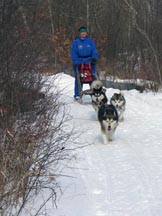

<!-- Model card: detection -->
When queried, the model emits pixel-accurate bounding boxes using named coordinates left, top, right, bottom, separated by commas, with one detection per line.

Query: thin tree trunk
left=17, top=1, right=31, bottom=32
left=47, top=0, right=57, bottom=67
left=123, top=0, right=162, bottom=85
left=86, top=0, right=89, bottom=29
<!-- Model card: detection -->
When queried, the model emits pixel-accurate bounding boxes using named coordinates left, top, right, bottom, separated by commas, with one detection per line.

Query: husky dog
left=110, top=92, right=126, bottom=121
left=90, top=80, right=108, bottom=112
left=98, top=104, right=119, bottom=144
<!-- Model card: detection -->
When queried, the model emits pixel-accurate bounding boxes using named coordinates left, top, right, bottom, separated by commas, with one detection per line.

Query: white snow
left=25, top=73, right=162, bottom=216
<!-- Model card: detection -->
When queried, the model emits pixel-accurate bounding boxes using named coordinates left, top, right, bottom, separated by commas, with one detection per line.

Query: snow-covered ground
left=26, top=73, right=162, bottom=216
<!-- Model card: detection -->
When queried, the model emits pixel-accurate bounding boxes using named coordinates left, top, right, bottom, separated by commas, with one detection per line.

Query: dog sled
left=77, top=63, right=94, bottom=102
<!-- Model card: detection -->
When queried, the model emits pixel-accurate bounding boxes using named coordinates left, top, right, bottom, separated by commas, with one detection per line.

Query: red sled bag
left=79, top=63, right=93, bottom=83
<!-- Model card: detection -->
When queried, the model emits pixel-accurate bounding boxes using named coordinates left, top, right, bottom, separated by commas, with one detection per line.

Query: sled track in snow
left=77, top=144, right=112, bottom=216
left=55, top=74, right=162, bottom=216
left=76, top=91, right=162, bottom=215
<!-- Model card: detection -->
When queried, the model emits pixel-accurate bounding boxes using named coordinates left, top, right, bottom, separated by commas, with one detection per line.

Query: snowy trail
left=51, top=74, right=162, bottom=216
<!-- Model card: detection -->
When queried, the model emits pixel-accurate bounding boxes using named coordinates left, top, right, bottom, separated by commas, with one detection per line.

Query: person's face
left=80, top=32, right=87, bottom=39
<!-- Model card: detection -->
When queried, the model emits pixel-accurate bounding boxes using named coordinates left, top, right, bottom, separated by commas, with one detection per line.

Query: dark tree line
left=44, top=0, right=162, bottom=84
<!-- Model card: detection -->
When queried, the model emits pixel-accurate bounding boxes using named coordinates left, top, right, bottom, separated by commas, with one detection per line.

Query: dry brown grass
left=0, top=77, right=76, bottom=215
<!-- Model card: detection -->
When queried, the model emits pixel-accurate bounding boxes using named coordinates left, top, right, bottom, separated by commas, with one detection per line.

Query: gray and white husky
left=90, top=80, right=108, bottom=112
left=98, top=104, right=119, bottom=144
left=110, top=92, right=126, bottom=121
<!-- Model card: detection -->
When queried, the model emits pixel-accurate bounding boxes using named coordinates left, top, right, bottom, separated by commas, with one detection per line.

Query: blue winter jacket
left=71, top=37, right=98, bottom=65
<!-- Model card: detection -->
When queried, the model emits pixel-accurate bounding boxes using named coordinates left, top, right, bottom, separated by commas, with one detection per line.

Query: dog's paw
left=103, top=137, right=108, bottom=144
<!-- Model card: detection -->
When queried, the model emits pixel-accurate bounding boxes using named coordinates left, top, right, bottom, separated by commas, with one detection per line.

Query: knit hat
left=78, top=26, right=87, bottom=33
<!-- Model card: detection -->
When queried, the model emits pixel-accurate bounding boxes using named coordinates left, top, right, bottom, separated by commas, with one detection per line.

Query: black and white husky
left=98, top=104, right=119, bottom=144
left=90, top=80, right=108, bottom=112
left=110, top=92, right=126, bottom=121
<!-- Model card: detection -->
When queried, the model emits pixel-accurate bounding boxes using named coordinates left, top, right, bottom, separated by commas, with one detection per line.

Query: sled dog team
left=89, top=80, right=126, bottom=144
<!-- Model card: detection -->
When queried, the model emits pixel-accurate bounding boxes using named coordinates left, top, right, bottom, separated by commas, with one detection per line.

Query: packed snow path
left=47, top=74, right=162, bottom=216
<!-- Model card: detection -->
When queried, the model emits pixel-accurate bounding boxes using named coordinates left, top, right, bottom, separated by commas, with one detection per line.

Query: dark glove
left=82, top=57, right=92, bottom=64
left=74, top=58, right=82, bottom=65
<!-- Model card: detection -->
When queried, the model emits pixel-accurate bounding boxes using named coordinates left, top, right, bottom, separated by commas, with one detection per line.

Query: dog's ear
left=102, top=111, right=107, bottom=120
left=102, top=87, right=106, bottom=93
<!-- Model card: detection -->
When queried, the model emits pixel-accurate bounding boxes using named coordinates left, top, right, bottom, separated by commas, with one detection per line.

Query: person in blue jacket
left=71, top=26, right=98, bottom=100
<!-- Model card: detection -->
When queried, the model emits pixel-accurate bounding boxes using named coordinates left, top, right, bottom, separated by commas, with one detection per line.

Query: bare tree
left=122, top=0, right=162, bottom=85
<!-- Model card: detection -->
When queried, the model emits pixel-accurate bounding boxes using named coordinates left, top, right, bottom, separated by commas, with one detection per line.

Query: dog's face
left=91, top=93, right=105, bottom=105
left=110, top=93, right=126, bottom=109
left=98, top=104, right=118, bottom=143
left=92, top=87, right=103, bottom=97
left=98, top=105, right=118, bottom=127
left=91, top=92, right=108, bottom=112
left=91, top=80, right=103, bottom=96
left=91, top=81, right=108, bottom=111
left=102, top=115, right=118, bottom=131
left=102, top=107, right=118, bottom=130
